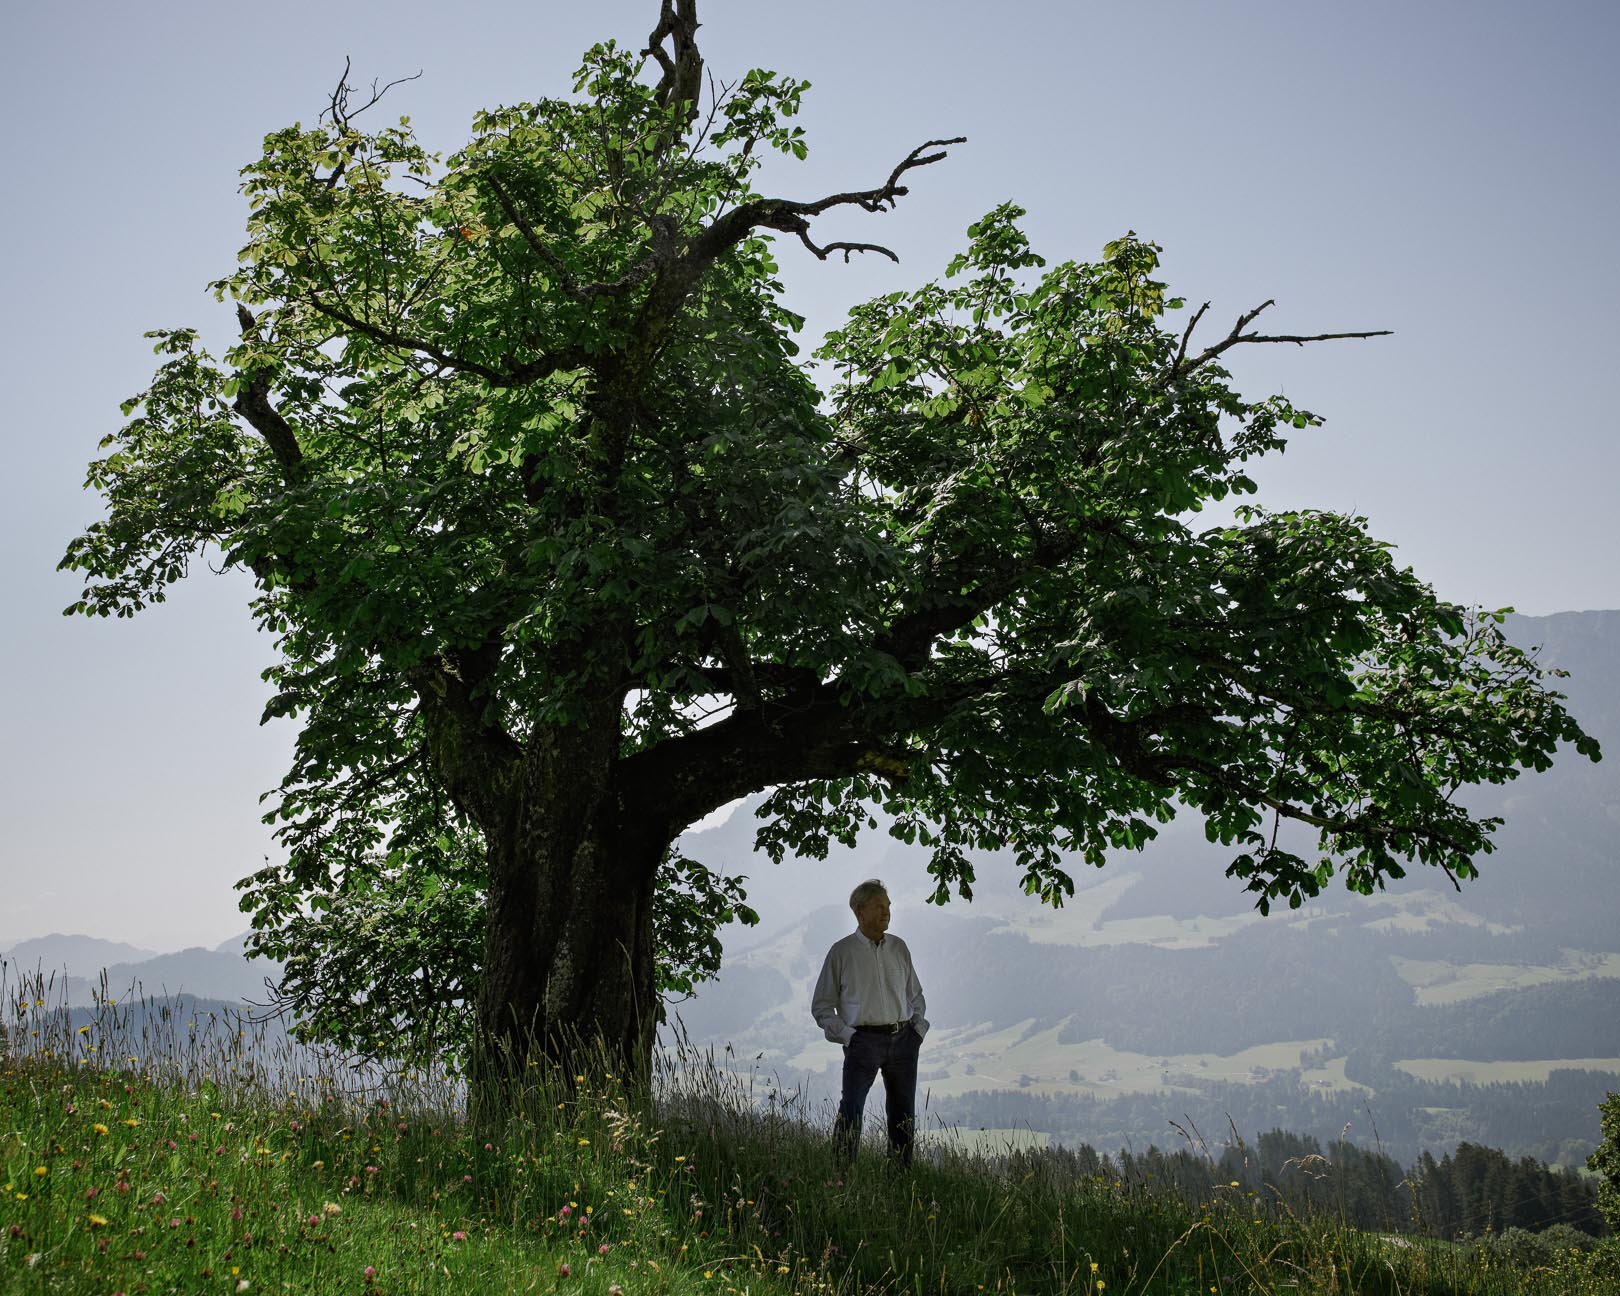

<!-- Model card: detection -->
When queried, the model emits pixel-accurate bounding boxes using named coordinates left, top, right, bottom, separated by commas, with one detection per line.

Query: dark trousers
left=835, top=1024, right=921, bottom=1166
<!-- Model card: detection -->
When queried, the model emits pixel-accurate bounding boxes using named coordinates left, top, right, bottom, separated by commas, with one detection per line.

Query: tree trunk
left=472, top=770, right=665, bottom=1105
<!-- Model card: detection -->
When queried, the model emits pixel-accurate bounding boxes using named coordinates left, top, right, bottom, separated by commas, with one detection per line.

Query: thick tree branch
left=698, top=137, right=964, bottom=264
left=619, top=686, right=868, bottom=835
left=407, top=655, right=523, bottom=834
left=626, top=137, right=963, bottom=359
left=232, top=304, right=305, bottom=478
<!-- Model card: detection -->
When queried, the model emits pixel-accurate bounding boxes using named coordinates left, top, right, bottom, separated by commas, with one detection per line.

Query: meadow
left=2, top=969, right=1616, bottom=1296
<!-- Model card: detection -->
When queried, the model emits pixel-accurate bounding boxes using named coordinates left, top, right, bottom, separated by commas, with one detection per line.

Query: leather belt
left=854, top=1022, right=907, bottom=1034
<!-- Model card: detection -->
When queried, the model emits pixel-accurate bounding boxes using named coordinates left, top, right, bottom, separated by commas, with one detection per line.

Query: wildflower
left=364, top=1266, right=377, bottom=1284
left=169, top=1218, right=183, bottom=1229
left=124, top=1118, right=139, bottom=1128
left=322, top=1202, right=341, bottom=1216
left=559, top=1205, right=572, bottom=1219
left=34, top=1166, right=47, bottom=1177
left=599, top=1244, right=611, bottom=1255
left=151, top=1192, right=167, bottom=1205
left=237, top=1282, right=250, bottom=1293
left=452, top=1230, right=467, bottom=1242
left=609, top=1287, right=624, bottom=1296
left=88, top=1214, right=109, bottom=1227
left=307, top=1215, right=320, bottom=1227
left=558, top=1263, right=571, bottom=1278
left=577, top=1138, right=590, bottom=1146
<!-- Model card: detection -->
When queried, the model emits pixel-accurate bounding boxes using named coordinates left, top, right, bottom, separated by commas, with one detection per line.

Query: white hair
left=849, top=878, right=889, bottom=913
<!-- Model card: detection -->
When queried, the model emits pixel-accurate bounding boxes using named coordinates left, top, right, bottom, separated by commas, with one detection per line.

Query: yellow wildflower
left=92, top=1123, right=109, bottom=1136
left=88, top=1214, right=109, bottom=1227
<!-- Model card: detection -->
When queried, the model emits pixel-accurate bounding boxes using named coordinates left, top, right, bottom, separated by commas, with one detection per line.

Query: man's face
left=856, top=893, right=891, bottom=940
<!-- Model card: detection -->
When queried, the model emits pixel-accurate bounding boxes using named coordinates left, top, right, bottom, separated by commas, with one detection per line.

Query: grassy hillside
left=3, top=985, right=1618, bottom=1295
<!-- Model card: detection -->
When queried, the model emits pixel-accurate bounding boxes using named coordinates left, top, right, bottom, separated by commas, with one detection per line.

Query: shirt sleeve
left=810, top=945, right=855, bottom=1045
left=904, top=941, right=928, bottom=1040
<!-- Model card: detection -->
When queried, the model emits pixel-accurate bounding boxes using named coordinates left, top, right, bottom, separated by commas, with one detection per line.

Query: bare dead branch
left=323, top=58, right=423, bottom=131
left=1172, top=300, right=1211, bottom=372
left=1174, top=298, right=1391, bottom=377
left=793, top=230, right=900, bottom=263
left=645, top=0, right=703, bottom=127
left=694, top=136, right=965, bottom=266
left=317, top=59, right=424, bottom=190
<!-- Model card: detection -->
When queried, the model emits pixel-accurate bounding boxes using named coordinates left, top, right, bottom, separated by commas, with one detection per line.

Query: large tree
left=62, top=1, right=1596, bottom=1087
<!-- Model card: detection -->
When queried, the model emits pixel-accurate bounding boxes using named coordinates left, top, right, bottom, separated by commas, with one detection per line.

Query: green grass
left=2, top=976, right=1616, bottom=1296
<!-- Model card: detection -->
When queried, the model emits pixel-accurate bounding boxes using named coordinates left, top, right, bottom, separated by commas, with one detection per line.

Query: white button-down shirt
left=811, top=929, right=929, bottom=1046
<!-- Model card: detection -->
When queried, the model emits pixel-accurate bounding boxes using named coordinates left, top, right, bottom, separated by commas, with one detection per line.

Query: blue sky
left=2, top=0, right=1615, bottom=951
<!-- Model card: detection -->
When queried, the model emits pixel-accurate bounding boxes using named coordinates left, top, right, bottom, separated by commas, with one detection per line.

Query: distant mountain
left=672, top=610, right=1620, bottom=1168
left=66, top=946, right=281, bottom=1008
left=0, top=933, right=281, bottom=1009
left=2, top=933, right=156, bottom=971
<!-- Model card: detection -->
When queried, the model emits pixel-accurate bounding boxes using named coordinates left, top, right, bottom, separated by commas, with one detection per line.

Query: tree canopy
left=61, top=0, right=1598, bottom=1077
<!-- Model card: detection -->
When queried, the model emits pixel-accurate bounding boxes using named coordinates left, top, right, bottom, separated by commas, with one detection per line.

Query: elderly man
left=811, top=878, right=928, bottom=1166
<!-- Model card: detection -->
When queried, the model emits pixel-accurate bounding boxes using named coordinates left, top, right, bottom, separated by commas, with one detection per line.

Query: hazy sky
left=2, top=1, right=1616, bottom=953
